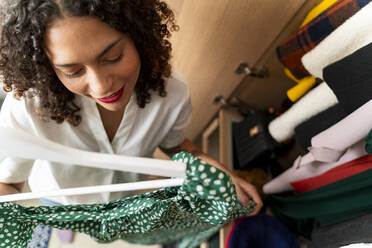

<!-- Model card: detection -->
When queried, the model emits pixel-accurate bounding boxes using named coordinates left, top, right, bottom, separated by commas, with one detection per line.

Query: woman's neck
left=96, top=104, right=125, bottom=143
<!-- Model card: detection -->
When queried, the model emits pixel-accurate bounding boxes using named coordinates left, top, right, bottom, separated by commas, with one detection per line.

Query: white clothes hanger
left=0, top=127, right=186, bottom=202
left=0, top=178, right=184, bottom=202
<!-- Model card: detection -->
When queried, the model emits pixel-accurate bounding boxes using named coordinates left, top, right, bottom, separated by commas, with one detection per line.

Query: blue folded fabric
left=26, top=225, right=52, bottom=248
left=26, top=198, right=60, bottom=248
left=227, top=214, right=299, bottom=248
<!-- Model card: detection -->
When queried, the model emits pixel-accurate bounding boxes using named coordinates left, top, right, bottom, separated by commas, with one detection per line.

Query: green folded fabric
left=0, top=152, right=255, bottom=248
left=266, top=169, right=372, bottom=238
left=365, top=128, right=372, bottom=154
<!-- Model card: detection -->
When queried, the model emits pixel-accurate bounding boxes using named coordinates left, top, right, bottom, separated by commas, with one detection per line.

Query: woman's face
left=44, top=16, right=141, bottom=112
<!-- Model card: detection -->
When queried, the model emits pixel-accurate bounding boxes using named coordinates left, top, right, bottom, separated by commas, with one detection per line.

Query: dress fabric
left=0, top=71, right=192, bottom=205
left=0, top=152, right=255, bottom=248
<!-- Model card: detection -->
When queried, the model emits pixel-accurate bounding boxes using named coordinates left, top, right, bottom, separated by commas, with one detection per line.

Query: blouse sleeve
left=0, top=94, right=34, bottom=183
left=159, top=73, right=193, bottom=149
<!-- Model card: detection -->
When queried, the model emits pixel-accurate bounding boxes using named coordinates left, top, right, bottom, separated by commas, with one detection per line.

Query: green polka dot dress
left=0, top=152, right=255, bottom=248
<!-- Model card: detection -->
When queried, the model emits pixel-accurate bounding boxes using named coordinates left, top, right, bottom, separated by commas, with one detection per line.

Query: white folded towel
left=302, top=2, right=372, bottom=79
left=268, top=82, right=338, bottom=143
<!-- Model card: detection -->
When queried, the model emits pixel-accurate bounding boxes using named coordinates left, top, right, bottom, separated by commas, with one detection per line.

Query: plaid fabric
left=276, top=0, right=371, bottom=79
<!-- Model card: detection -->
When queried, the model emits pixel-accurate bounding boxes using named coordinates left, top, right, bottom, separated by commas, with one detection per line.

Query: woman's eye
left=65, top=69, right=83, bottom=79
left=105, top=53, right=123, bottom=64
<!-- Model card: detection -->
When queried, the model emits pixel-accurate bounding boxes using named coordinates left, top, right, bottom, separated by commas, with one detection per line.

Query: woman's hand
left=231, top=174, right=263, bottom=215
left=161, top=139, right=264, bottom=215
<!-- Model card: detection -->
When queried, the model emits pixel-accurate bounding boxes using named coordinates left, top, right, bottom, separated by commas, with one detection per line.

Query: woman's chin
left=95, top=97, right=130, bottom=112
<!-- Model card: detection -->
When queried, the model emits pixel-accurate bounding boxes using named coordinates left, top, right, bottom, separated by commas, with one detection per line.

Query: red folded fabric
left=291, top=154, right=372, bottom=193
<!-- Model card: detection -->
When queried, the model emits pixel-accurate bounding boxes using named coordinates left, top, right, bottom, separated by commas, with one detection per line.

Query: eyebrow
left=53, top=37, right=123, bottom=68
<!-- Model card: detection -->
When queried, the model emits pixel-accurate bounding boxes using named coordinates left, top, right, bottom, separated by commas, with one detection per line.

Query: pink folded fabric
left=263, top=140, right=366, bottom=194
left=55, top=229, right=74, bottom=244
left=263, top=100, right=372, bottom=194
left=291, top=154, right=372, bottom=193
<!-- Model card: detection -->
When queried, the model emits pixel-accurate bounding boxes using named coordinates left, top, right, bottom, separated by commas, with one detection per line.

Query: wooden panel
left=165, top=0, right=185, bottom=16
left=165, top=0, right=306, bottom=141
left=218, top=108, right=243, bottom=248
left=200, top=108, right=243, bottom=247
left=202, top=118, right=219, bottom=155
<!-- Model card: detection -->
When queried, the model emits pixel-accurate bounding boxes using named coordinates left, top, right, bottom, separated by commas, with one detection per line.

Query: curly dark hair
left=0, top=0, right=178, bottom=126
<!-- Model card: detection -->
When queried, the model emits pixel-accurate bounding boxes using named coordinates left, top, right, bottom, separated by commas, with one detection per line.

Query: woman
left=0, top=0, right=262, bottom=213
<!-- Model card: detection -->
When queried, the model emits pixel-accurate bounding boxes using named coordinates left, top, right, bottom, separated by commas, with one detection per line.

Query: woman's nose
left=87, top=69, right=112, bottom=97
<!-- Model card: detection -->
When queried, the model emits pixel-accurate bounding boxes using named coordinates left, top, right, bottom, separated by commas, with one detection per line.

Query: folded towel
left=276, top=0, right=370, bottom=79
left=268, top=82, right=337, bottom=143
left=302, top=2, right=372, bottom=79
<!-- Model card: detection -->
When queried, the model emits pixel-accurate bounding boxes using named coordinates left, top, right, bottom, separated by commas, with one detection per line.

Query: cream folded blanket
left=268, top=82, right=338, bottom=143
left=302, top=2, right=372, bottom=79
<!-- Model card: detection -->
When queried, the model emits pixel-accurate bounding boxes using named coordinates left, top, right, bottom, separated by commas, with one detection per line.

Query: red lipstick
left=97, top=85, right=125, bottom=103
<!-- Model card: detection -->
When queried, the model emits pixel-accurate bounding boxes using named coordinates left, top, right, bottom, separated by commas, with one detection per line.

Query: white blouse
left=0, top=72, right=192, bottom=205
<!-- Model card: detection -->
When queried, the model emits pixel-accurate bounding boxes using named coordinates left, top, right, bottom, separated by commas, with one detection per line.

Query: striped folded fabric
left=276, top=0, right=370, bottom=79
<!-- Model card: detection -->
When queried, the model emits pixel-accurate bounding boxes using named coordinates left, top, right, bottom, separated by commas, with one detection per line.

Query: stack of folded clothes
left=262, top=1, right=372, bottom=246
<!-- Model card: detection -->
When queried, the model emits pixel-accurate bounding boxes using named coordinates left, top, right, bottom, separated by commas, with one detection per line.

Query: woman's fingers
left=235, top=184, right=251, bottom=206
left=232, top=176, right=263, bottom=215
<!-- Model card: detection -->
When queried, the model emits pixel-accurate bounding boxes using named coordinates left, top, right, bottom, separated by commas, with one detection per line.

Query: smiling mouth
left=97, top=85, right=125, bottom=103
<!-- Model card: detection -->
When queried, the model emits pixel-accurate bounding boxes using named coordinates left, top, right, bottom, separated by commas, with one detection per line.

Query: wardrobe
left=160, top=0, right=325, bottom=247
